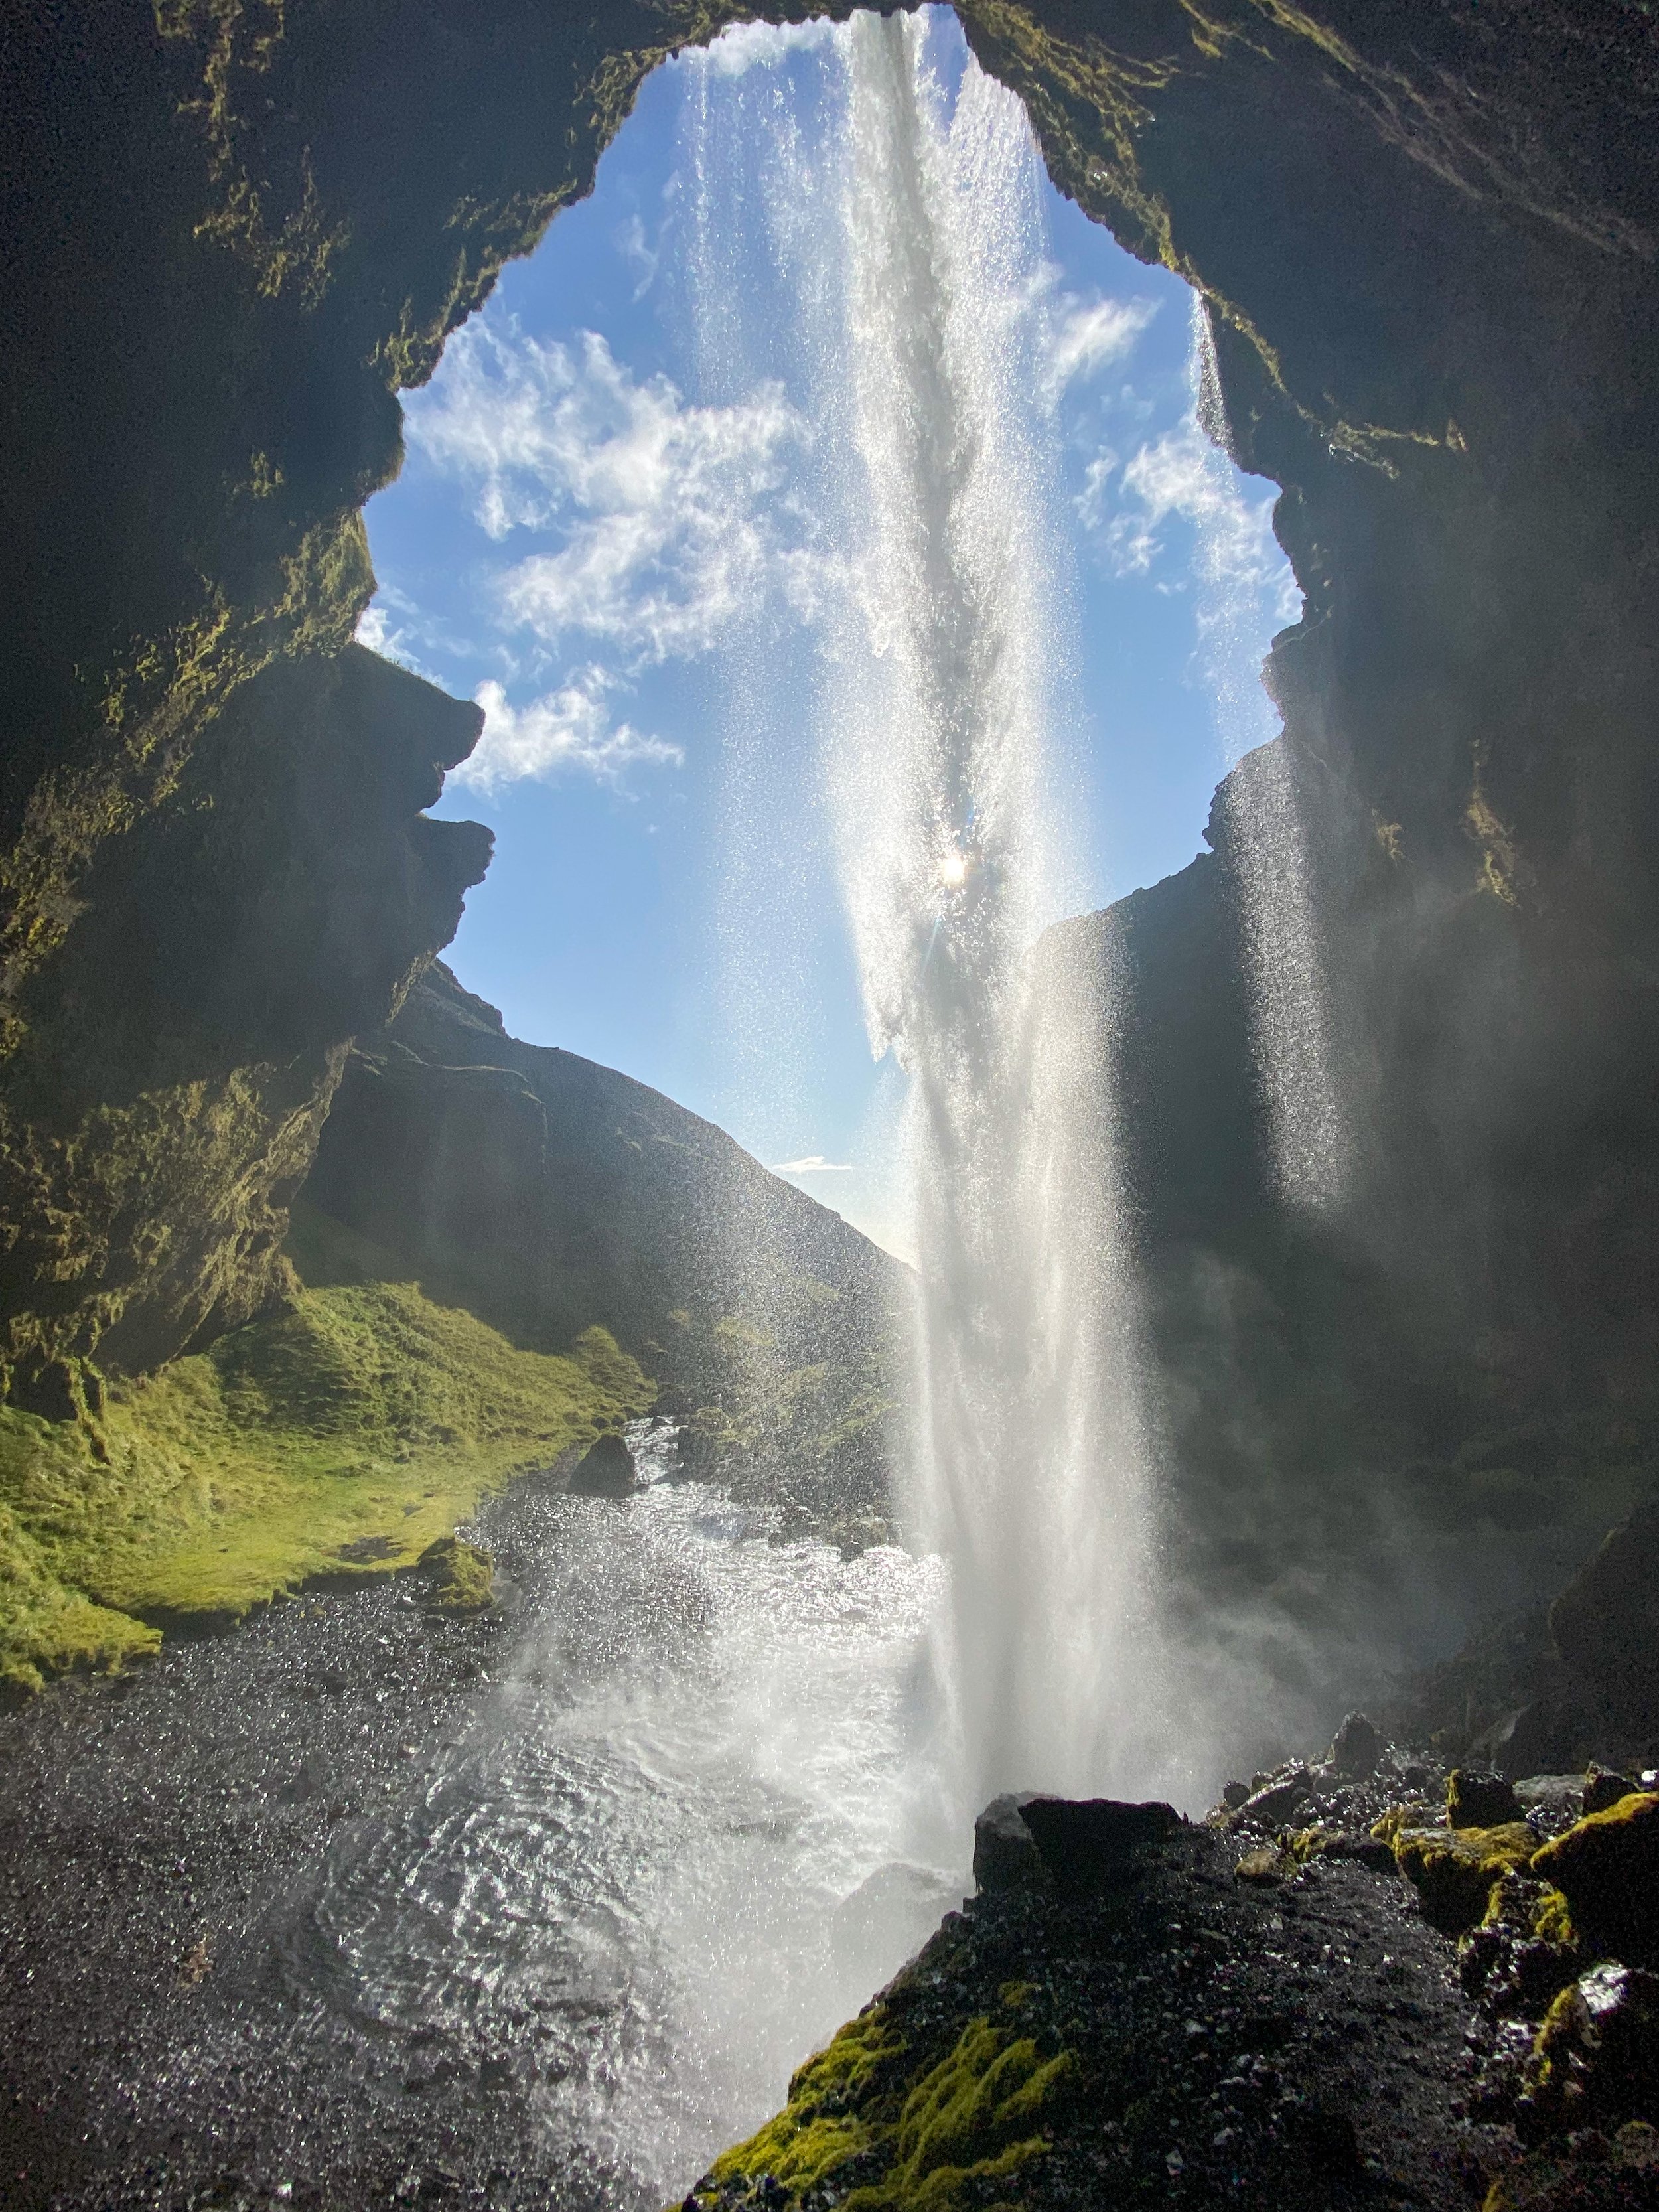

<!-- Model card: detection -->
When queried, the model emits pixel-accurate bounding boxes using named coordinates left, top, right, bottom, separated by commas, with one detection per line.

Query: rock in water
left=567, top=1432, right=642, bottom=1497
left=414, top=1536, right=494, bottom=1616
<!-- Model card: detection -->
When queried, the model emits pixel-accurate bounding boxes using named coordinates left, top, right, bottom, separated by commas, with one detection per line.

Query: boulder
left=1532, top=1793, right=1659, bottom=1967
left=568, top=1432, right=642, bottom=1497
left=972, top=1793, right=1182, bottom=1897
left=1019, top=1796, right=1182, bottom=1893
left=1449, top=1768, right=1524, bottom=1828
left=1327, top=1712, right=1383, bottom=1779
left=972, top=1794, right=1045, bottom=1895
left=1586, top=1771, right=1644, bottom=1818
left=1521, top=1965, right=1659, bottom=2134
left=1234, top=1771, right=1313, bottom=1828
left=1394, top=1822, right=1540, bottom=1933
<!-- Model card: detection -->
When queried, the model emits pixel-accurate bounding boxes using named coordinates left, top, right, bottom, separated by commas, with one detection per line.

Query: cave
left=2, top=3, right=1658, bottom=2207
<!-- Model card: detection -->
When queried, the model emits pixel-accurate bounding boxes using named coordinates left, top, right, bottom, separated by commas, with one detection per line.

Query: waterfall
left=828, top=14, right=1173, bottom=1811
left=681, top=11, right=1181, bottom=1814
left=1185, top=300, right=1351, bottom=1215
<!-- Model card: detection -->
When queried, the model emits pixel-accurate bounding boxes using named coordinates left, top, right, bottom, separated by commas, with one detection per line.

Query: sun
left=938, top=847, right=969, bottom=890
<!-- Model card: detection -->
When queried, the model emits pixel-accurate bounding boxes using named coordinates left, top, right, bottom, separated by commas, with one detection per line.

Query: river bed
left=0, top=1428, right=964, bottom=2210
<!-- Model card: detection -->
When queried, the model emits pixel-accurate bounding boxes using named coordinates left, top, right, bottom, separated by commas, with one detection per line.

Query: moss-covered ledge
left=0, top=1274, right=649, bottom=1698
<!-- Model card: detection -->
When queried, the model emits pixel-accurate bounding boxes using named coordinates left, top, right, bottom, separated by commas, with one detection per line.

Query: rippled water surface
left=282, top=1432, right=961, bottom=2204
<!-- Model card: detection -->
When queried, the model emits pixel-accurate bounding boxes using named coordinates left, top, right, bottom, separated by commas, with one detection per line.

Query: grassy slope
left=0, top=1260, right=650, bottom=1696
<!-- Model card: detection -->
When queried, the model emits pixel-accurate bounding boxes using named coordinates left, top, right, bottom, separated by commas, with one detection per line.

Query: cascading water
left=686, top=10, right=1183, bottom=1817
left=1183, top=301, right=1350, bottom=1215
left=829, top=15, right=1173, bottom=1812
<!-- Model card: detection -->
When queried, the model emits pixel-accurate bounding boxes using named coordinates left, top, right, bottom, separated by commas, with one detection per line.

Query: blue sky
left=360, top=9, right=1295, bottom=1256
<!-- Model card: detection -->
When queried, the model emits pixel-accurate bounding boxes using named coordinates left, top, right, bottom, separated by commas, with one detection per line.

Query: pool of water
left=279, top=1428, right=963, bottom=2203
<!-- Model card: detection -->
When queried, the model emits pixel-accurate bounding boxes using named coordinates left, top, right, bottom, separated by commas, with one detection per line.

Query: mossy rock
left=415, top=1536, right=494, bottom=1615
left=1235, top=1846, right=1290, bottom=1885
left=1532, top=1795, right=1659, bottom=1968
left=1371, top=1800, right=1441, bottom=1846
left=1394, top=1821, right=1541, bottom=1934
left=1522, top=1966, right=1659, bottom=2135
left=689, top=1993, right=1074, bottom=2211
left=1449, top=1769, right=1524, bottom=1828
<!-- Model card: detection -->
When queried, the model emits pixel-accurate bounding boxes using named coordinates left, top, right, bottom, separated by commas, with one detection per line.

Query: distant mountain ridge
left=297, top=962, right=902, bottom=1538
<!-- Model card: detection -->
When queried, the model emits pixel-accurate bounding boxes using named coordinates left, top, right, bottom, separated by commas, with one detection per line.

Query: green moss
left=696, top=1998, right=1072, bottom=2211
left=1531, top=1793, right=1659, bottom=1966
left=704, top=2009, right=903, bottom=2199
left=1394, top=1822, right=1540, bottom=1934
left=415, top=1534, right=494, bottom=1615
left=0, top=1278, right=648, bottom=1694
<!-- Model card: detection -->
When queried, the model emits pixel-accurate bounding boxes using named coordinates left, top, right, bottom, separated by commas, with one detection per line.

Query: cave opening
left=358, top=3, right=1297, bottom=1262
left=7, top=5, right=1658, bottom=2209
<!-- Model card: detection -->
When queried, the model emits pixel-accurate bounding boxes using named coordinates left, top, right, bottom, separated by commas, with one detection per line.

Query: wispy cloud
left=616, top=212, right=660, bottom=301
left=770, top=1154, right=854, bottom=1174
left=354, top=597, right=439, bottom=681
left=406, top=322, right=811, bottom=666
left=1043, top=293, right=1157, bottom=401
left=452, top=670, right=683, bottom=796
left=1084, top=410, right=1297, bottom=620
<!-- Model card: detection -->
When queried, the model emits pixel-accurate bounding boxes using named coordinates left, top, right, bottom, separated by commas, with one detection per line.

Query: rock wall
left=2, top=1, right=1656, bottom=1652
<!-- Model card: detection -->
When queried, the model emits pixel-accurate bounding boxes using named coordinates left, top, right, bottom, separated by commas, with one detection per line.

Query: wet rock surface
left=689, top=1805, right=1500, bottom=2209
left=688, top=1741, right=1659, bottom=2211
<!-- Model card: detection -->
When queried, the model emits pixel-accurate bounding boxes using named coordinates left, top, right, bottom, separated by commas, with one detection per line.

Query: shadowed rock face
left=300, top=962, right=902, bottom=1521
left=0, top=646, right=488, bottom=1410
left=0, top=4, right=1655, bottom=1645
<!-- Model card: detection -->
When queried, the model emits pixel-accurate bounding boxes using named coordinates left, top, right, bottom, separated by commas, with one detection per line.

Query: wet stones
left=1328, top=1712, right=1383, bottom=1780
left=1449, top=1769, right=1524, bottom=1828
left=1520, top=1966, right=1659, bottom=2136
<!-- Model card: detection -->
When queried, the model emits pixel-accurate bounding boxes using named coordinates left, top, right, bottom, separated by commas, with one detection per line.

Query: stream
left=0, top=1426, right=964, bottom=2211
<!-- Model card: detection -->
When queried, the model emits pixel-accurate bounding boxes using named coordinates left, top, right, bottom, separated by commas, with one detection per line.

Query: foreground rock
left=686, top=1743, right=1659, bottom=2212
left=686, top=1789, right=1488, bottom=2210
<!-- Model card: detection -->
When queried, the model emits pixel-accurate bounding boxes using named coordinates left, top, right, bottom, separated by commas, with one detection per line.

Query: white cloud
left=451, top=670, right=682, bottom=796
left=1043, top=293, right=1157, bottom=400
left=616, top=212, right=659, bottom=300
left=698, top=19, right=837, bottom=74
left=354, top=599, right=437, bottom=680
left=1087, top=411, right=1297, bottom=621
left=770, top=1154, right=854, bottom=1174
left=406, top=323, right=810, bottom=666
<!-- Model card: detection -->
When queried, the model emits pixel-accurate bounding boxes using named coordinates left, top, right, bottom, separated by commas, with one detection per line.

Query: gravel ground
left=0, top=1477, right=625, bottom=2212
